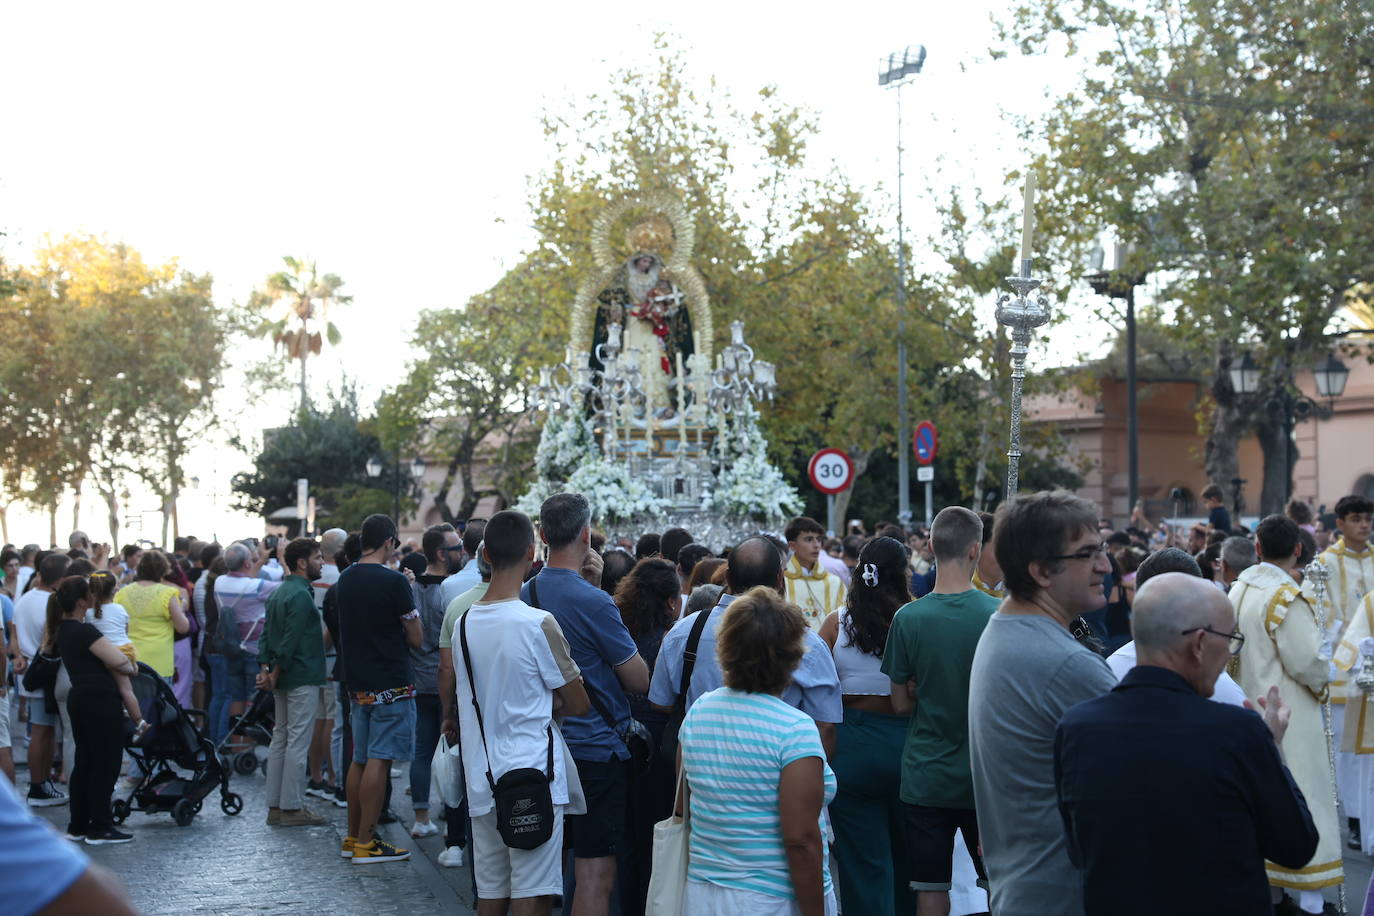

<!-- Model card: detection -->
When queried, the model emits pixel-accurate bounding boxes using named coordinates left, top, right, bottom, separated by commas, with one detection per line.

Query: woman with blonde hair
left=114, top=550, right=189, bottom=685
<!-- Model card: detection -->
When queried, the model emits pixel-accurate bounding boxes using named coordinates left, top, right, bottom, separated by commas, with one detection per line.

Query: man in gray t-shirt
left=968, top=492, right=1118, bottom=916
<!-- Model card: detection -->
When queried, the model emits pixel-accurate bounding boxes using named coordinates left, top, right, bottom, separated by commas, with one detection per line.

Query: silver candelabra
left=1305, top=559, right=1348, bottom=916
left=995, top=258, right=1052, bottom=500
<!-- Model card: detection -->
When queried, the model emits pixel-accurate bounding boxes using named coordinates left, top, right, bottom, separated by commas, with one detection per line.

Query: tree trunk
left=98, top=486, right=121, bottom=547
left=832, top=448, right=871, bottom=529
left=1203, top=344, right=1248, bottom=517
left=1255, top=409, right=1294, bottom=517
left=48, top=503, right=58, bottom=548
left=0, top=504, right=8, bottom=545
left=430, top=451, right=464, bottom=526
left=72, top=480, right=83, bottom=533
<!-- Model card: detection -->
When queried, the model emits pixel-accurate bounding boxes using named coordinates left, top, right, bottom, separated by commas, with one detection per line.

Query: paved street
left=26, top=757, right=477, bottom=916
left=17, top=750, right=1374, bottom=914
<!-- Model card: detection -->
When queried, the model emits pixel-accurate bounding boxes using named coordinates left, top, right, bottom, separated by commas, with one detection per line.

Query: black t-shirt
left=1208, top=505, right=1232, bottom=533
left=336, top=563, right=415, bottom=693
left=56, top=619, right=118, bottom=692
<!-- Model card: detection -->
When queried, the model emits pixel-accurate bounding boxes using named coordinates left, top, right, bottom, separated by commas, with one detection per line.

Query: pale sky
left=0, top=0, right=1105, bottom=544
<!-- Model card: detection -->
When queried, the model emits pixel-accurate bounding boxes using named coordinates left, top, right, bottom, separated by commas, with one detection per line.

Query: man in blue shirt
left=649, top=536, right=843, bottom=754
left=522, top=493, right=649, bottom=916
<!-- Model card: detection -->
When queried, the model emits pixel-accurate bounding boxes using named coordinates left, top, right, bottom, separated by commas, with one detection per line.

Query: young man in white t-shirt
left=455, top=510, right=589, bottom=916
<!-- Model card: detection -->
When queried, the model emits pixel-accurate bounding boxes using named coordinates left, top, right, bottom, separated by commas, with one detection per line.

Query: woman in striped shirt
left=678, top=586, right=837, bottom=916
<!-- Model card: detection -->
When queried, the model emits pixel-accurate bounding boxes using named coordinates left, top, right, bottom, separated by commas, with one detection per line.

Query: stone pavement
left=17, top=750, right=1374, bottom=914
left=27, top=759, right=477, bottom=916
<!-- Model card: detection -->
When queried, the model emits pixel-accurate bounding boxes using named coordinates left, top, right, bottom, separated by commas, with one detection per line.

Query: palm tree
left=252, top=256, right=350, bottom=409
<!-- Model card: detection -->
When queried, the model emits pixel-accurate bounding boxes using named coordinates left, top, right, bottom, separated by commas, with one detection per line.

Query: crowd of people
left=2, top=486, right=1373, bottom=916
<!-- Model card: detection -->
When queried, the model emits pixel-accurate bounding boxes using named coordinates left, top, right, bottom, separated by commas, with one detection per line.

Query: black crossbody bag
left=530, top=576, right=656, bottom=776
left=459, top=613, right=556, bottom=850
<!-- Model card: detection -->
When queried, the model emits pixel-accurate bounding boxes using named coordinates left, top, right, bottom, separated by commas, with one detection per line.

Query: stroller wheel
left=112, top=799, right=131, bottom=824
left=233, top=753, right=258, bottom=776
left=192, top=800, right=203, bottom=815
left=221, top=793, right=243, bottom=816
left=173, top=799, right=195, bottom=827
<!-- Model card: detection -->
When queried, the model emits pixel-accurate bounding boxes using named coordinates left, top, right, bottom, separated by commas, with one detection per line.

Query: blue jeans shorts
left=351, top=698, right=416, bottom=764
left=224, top=655, right=259, bottom=702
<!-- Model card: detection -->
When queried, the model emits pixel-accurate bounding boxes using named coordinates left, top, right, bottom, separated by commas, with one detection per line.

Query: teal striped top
left=680, top=687, right=836, bottom=899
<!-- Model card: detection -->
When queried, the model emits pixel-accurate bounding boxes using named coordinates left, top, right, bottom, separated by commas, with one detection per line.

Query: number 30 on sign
left=808, top=449, right=854, bottom=495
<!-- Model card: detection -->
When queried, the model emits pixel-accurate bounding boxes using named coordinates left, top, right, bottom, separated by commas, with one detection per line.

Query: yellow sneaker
left=340, top=836, right=356, bottom=859
left=351, top=837, right=411, bottom=864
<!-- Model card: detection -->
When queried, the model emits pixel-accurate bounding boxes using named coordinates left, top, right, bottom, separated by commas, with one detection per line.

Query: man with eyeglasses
left=1055, top=572, right=1318, bottom=915
left=1231, top=515, right=1340, bottom=913
left=440, top=518, right=487, bottom=612
left=966, top=491, right=1118, bottom=916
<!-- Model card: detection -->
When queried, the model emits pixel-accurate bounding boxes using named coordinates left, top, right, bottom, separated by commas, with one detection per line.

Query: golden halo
left=589, top=191, right=697, bottom=273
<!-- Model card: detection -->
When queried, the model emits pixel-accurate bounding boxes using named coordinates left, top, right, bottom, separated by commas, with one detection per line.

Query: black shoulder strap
left=674, top=605, right=714, bottom=717
left=460, top=612, right=553, bottom=787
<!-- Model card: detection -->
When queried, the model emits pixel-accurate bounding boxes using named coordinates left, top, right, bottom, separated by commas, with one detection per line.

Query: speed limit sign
left=808, top=448, right=854, bottom=495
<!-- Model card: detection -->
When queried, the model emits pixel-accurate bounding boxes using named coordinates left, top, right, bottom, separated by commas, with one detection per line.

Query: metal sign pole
left=925, top=478, right=933, bottom=526
left=827, top=493, right=837, bottom=537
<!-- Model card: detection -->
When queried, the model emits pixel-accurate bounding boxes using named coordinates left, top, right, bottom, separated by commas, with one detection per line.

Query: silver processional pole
left=1306, top=558, right=1347, bottom=916
left=995, top=256, right=1051, bottom=500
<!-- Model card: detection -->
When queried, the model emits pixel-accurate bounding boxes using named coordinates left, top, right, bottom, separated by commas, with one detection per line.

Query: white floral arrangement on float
left=710, top=406, right=802, bottom=523
left=534, top=410, right=599, bottom=481
left=566, top=458, right=671, bottom=524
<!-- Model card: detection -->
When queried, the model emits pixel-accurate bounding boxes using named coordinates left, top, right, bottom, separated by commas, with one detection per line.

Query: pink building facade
left=1029, top=344, right=1374, bottom=524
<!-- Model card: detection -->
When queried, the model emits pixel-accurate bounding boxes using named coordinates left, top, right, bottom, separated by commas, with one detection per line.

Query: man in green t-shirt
left=882, top=506, right=998, bottom=915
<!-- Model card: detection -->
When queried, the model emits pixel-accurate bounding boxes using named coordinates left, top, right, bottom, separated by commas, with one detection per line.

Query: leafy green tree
left=231, top=386, right=401, bottom=531
left=999, top=0, right=1374, bottom=513
left=0, top=235, right=228, bottom=545
left=384, top=41, right=1001, bottom=525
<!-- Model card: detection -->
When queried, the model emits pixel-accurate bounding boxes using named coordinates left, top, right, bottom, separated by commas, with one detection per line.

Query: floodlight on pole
left=877, top=43, right=926, bottom=527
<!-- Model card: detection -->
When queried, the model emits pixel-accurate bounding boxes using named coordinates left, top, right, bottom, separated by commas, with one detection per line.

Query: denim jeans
left=409, top=694, right=442, bottom=811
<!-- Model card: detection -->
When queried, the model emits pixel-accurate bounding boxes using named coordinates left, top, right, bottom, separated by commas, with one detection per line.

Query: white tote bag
left=646, top=767, right=691, bottom=916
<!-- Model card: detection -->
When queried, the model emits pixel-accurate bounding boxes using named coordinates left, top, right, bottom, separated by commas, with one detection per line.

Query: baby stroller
left=112, top=663, right=243, bottom=827
left=214, top=688, right=275, bottom=776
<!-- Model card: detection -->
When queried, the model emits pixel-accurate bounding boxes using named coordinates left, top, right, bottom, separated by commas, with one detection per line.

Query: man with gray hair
left=1220, top=536, right=1257, bottom=589
left=213, top=541, right=282, bottom=750
left=1055, top=573, right=1319, bottom=914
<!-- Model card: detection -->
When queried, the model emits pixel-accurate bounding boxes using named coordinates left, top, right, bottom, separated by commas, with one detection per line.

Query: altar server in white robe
left=1231, top=515, right=1341, bottom=912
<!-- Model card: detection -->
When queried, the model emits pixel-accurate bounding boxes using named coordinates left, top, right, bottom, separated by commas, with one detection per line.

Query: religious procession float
left=518, top=193, right=800, bottom=547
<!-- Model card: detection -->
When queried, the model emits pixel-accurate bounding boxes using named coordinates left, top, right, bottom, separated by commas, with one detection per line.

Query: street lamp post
left=1087, top=243, right=1148, bottom=516
left=878, top=44, right=926, bottom=527
left=367, top=453, right=427, bottom=525
left=1229, top=350, right=1349, bottom=511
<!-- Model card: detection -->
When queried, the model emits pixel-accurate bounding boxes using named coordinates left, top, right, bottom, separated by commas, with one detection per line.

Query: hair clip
left=861, top=563, right=879, bottom=588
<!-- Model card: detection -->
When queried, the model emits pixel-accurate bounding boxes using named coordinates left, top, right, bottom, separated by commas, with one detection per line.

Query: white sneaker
left=410, top=820, right=439, bottom=838
left=436, top=845, right=466, bottom=867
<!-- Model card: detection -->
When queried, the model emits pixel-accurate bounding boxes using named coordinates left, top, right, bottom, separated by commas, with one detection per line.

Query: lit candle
left=1018, top=170, right=1037, bottom=262
left=676, top=353, right=688, bottom=448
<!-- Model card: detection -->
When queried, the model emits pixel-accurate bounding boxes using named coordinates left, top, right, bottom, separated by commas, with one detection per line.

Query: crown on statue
left=626, top=216, right=674, bottom=258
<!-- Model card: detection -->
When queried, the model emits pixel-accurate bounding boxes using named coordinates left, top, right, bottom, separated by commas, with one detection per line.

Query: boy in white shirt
left=454, top=510, right=590, bottom=914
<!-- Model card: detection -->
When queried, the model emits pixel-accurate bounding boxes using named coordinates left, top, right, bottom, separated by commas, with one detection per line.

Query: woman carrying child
left=45, top=575, right=141, bottom=844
